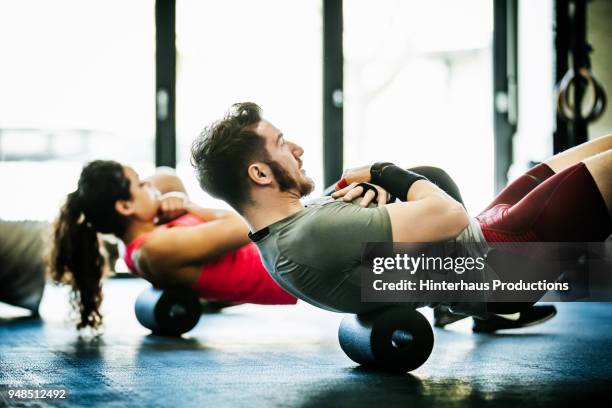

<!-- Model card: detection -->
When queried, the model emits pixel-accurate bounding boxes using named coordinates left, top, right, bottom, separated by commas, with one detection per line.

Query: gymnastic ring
left=557, top=68, right=607, bottom=122
left=356, top=182, right=379, bottom=203
left=557, top=68, right=608, bottom=123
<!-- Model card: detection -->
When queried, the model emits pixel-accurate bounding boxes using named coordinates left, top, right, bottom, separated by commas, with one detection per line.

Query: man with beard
left=190, top=102, right=459, bottom=316
left=191, top=102, right=606, bottom=326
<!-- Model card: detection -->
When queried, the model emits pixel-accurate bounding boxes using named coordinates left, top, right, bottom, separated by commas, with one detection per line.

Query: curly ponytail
left=48, top=160, right=131, bottom=330
left=50, top=191, right=105, bottom=329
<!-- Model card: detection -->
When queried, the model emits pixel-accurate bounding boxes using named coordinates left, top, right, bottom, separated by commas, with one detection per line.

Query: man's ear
left=247, top=163, right=273, bottom=187
left=115, top=200, right=134, bottom=217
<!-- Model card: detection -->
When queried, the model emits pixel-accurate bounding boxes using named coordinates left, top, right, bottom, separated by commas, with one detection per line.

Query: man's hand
left=331, top=182, right=389, bottom=207
left=340, top=164, right=372, bottom=185
left=157, top=192, right=189, bottom=223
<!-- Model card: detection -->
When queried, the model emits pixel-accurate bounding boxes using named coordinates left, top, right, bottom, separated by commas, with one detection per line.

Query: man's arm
left=385, top=180, right=469, bottom=242
left=334, top=163, right=469, bottom=242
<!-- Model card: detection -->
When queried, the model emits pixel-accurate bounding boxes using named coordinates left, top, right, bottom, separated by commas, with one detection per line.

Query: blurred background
left=1, top=3, right=611, bottom=405
left=0, top=0, right=609, bottom=222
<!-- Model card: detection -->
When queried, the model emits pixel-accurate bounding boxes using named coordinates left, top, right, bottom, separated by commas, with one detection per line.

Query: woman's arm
left=184, top=202, right=237, bottom=222
left=136, top=211, right=250, bottom=285
left=145, top=168, right=191, bottom=223
left=145, top=166, right=188, bottom=196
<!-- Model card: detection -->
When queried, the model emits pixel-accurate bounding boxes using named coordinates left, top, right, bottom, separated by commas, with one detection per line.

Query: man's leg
left=478, top=157, right=610, bottom=323
left=479, top=158, right=611, bottom=243
left=544, top=134, right=611, bottom=173
left=408, top=166, right=465, bottom=206
left=406, top=168, right=559, bottom=329
left=480, top=135, right=610, bottom=213
left=584, top=150, right=612, bottom=218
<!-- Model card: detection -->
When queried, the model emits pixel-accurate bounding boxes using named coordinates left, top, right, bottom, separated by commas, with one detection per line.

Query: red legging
left=477, top=162, right=611, bottom=243
left=476, top=162, right=610, bottom=314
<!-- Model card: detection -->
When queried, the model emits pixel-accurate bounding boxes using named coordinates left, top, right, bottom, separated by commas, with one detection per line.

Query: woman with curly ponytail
left=49, top=160, right=295, bottom=330
left=50, top=191, right=105, bottom=329
left=50, top=161, right=130, bottom=329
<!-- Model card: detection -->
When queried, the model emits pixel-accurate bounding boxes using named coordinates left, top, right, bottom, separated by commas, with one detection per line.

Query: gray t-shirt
left=250, top=197, right=493, bottom=318
left=250, top=198, right=400, bottom=314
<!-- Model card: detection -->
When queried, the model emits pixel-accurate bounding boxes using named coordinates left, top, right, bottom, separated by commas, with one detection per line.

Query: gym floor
left=1, top=279, right=611, bottom=408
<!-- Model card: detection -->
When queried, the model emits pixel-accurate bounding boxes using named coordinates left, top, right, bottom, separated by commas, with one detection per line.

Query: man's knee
left=408, top=166, right=464, bottom=206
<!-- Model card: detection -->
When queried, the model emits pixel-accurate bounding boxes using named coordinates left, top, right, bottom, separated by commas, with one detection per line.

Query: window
left=175, top=0, right=323, bottom=207
left=344, top=0, right=494, bottom=212
left=0, top=0, right=155, bottom=221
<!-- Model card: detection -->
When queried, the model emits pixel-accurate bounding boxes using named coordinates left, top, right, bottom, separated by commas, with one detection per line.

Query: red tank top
left=124, top=213, right=296, bottom=305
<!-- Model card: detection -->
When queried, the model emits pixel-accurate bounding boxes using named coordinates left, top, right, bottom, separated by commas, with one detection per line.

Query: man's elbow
left=446, top=203, right=470, bottom=238
left=426, top=198, right=469, bottom=239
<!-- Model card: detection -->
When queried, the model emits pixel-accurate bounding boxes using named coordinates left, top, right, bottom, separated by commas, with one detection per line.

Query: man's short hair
left=191, top=102, right=266, bottom=212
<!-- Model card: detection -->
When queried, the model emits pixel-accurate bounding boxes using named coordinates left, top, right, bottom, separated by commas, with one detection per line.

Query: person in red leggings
left=339, top=134, right=611, bottom=325
left=189, top=103, right=610, bottom=331
left=407, top=154, right=611, bottom=330
left=49, top=161, right=296, bottom=331
left=477, top=161, right=610, bottom=243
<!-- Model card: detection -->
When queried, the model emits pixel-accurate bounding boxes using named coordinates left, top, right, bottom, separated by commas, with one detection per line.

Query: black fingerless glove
left=355, top=182, right=379, bottom=202
left=370, top=162, right=428, bottom=201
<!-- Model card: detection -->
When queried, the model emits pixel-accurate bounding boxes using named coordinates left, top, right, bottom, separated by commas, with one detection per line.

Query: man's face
left=252, top=120, right=314, bottom=197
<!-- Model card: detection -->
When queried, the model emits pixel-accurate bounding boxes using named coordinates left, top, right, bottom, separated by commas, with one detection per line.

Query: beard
left=266, top=160, right=315, bottom=197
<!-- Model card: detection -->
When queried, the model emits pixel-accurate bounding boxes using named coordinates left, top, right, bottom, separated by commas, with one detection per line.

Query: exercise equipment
left=134, top=286, right=201, bottom=336
left=557, top=67, right=607, bottom=123
left=554, top=0, right=608, bottom=151
left=338, top=308, right=434, bottom=372
left=0, top=220, right=47, bottom=313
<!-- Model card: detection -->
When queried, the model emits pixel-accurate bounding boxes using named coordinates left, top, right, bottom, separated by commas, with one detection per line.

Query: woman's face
left=122, top=166, right=161, bottom=222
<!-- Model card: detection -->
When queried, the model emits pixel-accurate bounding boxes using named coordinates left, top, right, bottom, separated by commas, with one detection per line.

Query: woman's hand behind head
left=156, top=192, right=189, bottom=224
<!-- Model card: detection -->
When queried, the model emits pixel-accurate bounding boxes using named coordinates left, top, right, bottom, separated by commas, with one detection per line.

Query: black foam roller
left=338, top=308, right=434, bottom=372
left=134, top=287, right=201, bottom=336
